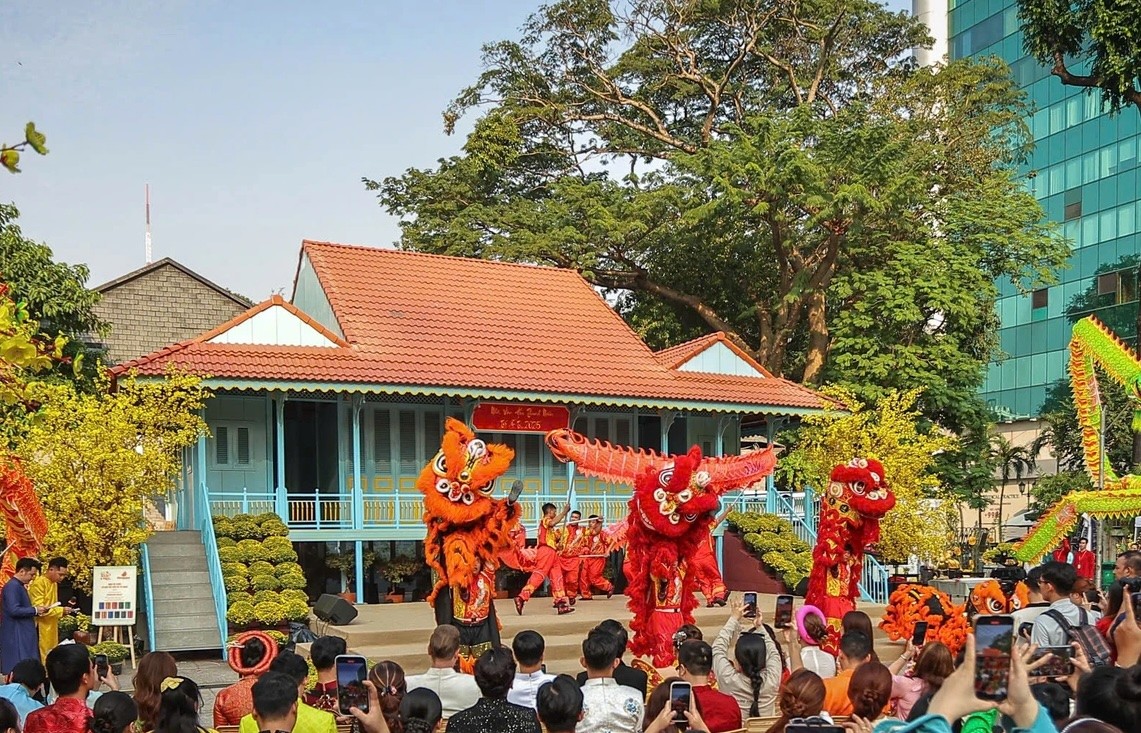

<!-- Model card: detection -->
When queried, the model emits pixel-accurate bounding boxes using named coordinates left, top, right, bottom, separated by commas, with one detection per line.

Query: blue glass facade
left=950, top=0, right=1141, bottom=419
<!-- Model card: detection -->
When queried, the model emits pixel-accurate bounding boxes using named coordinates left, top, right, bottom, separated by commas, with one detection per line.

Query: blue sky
left=0, top=0, right=912, bottom=300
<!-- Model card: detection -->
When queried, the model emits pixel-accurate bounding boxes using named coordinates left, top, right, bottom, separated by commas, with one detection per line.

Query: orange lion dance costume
left=805, top=458, right=896, bottom=653
left=880, top=584, right=969, bottom=656
left=0, top=458, right=48, bottom=584
left=546, top=429, right=776, bottom=667
left=420, top=418, right=523, bottom=669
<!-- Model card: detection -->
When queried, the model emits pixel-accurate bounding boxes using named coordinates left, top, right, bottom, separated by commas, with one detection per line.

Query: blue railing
left=139, top=543, right=157, bottom=653
left=205, top=487, right=636, bottom=532
left=196, top=482, right=228, bottom=657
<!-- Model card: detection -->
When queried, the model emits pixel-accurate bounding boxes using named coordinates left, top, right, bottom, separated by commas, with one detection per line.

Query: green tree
left=933, top=428, right=999, bottom=534
left=369, top=0, right=1068, bottom=444
left=1028, top=470, right=1091, bottom=516
left=1017, top=0, right=1141, bottom=115
left=0, top=123, right=48, bottom=174
left=0, top=204, right=107, bottom=388
left=1038, top=374, right=1136, bottom=478
left=988, top=434, right=1037, bottom=539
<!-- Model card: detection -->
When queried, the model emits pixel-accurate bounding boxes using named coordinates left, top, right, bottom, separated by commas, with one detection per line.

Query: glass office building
left=947, top=0, right=1141, bottom=420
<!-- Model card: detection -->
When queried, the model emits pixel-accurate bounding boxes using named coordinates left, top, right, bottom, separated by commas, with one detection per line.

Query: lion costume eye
left=432, top=452, right=448, bottom=477
left=851, top=481, right=866, bottom=495
left=658, top=467, right=674, bottom=487
left=435, top=478, right=450, bottom=494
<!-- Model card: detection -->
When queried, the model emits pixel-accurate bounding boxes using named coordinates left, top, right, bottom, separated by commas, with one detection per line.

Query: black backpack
left=1043, top=608, right=1112, bottom=667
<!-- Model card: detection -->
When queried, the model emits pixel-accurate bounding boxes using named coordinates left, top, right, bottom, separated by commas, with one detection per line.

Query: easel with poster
left=91, top=566, right=138, bottom=667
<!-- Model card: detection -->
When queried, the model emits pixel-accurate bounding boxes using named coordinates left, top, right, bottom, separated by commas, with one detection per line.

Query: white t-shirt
left=800, top=646, right=837, bottom=678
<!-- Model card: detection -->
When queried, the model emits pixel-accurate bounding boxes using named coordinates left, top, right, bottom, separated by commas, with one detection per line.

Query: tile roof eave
left=124, top=374, right=830, bottom=416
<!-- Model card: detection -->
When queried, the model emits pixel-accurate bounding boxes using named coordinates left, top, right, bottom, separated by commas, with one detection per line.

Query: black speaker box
left=313, top=593, right=358, bottom=625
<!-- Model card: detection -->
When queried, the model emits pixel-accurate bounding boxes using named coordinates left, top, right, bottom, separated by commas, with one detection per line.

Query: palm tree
left=989, top=434, right=1037, bottom=540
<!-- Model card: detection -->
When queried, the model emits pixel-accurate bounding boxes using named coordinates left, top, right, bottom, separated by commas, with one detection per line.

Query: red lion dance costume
left=806, top=458, right=896, bottom=653
left=546, top=429, right=775, bottom=667
left=420, top=418, right=523, bottom=670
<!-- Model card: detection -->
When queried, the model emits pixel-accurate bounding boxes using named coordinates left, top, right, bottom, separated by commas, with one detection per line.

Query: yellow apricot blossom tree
left=15, top=369, right=208, bottom=589
left=778, top=388, right=956, bottom=563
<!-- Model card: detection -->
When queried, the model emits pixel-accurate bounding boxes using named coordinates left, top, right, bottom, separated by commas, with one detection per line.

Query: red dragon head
left=632, top=445, right=722, bottom=539
left=825, top=458, right=895, bottom=526
left=417, top=418, right=514, bottom=526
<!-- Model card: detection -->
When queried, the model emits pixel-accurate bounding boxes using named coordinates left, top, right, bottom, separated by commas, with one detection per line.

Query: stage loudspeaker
left=314, top=593, right=358, bottom=625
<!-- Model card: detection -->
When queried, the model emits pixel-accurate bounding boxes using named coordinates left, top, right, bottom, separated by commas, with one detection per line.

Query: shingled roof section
left=116, top=241, right=828, bottom=412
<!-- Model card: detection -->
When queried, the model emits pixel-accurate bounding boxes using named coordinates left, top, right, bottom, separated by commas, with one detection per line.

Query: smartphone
left=912, top=621, right=929, bottom=647
left=1030, top=646, right=1074, bottom=677
left=775, top=594, right=794, bottom=629
left=669, top=680, right=691, bottom=725
left=742, top=592, right=758, bottom=619
left=973, top=615, right=1014, bottom=701
left=336, top=654, right=369, bottom=715
left=93, top=653, right=109, bottom=679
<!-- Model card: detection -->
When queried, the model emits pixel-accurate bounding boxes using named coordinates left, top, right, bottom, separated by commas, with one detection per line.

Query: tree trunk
left=800, top=289, right=829, bottom=384
left=997, top=482, right=1006, bottom=543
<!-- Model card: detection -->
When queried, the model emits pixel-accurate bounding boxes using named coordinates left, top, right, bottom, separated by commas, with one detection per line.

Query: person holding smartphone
left=676, top=641, right=740, bottom=732
left=712, top=599, right=782, bottom=719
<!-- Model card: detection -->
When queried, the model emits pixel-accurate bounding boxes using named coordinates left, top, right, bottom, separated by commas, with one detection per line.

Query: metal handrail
left=139, top=543, right=157, bottom=653
left=197, top=482, right=228, bottom=657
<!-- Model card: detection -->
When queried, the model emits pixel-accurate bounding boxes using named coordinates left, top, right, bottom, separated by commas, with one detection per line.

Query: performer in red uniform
left=579, top=514, right=615, bottom=600
left=558, top=510, right=585, bottom=604
left=515, top=502, right=574, bottom=615
left=689, top=505, right=730, bottom=607
left=1073, top=536, right=1096, bottom=580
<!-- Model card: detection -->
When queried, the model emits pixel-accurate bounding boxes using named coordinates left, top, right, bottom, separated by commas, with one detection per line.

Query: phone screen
left=912, top=621, right=929, bottom=647
left=743, top=592, right=758, bottom=619
left=1031, top=646, right=1074, bottom=677
left=669, top=681, right=691, bottom=724
left=974, top=616, right=1014, bottom=701
left=336, top=655, right=369, bottom=715
left=775, top=595, right=794, bottom=628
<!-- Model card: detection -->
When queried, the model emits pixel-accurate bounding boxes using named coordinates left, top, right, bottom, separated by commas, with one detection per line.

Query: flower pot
left=339, top=591, right=357, bottom=604
left=110, top=662, right=124, bottom=676
left=385, top=593, right=404, bottom=604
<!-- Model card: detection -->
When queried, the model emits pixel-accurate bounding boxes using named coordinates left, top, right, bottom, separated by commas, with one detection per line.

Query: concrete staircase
left=144, top=531, right=223, bottom=652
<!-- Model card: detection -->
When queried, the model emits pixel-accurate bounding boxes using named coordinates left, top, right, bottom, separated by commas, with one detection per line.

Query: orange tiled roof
left=654, top=332, right=774, bottom=377
left=115, top=241, right=827, bottom=413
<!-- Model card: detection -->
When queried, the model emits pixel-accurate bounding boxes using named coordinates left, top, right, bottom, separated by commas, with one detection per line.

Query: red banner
left=471, top=403, right=570, bottom=434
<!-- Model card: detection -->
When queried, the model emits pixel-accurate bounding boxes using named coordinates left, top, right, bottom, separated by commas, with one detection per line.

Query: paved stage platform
left=311, top=592, right=895, bottom=676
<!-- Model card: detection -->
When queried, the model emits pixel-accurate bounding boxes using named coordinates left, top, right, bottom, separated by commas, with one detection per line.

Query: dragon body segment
left=1015, top=317, right=1141, bottom=561
left=546, top=429, right=775, bottom=666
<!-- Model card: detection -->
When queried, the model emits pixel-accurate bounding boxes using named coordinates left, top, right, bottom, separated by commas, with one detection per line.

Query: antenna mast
left=145, top=184, right=153, bottom=264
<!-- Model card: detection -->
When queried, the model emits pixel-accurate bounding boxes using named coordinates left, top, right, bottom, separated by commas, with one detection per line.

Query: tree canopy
left=1018, top=0, right=1141, bottom=115
left=369, top=0, right=1068, bottom=440
left=0, top=204, right=107, bottom=388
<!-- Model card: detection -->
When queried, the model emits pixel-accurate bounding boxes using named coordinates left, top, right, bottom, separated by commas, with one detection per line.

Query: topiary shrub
left=228, top=518, right=262, bottom=540
left=280, top=589, right=308, bottom=605
left=217, top=546, right=242, bottom=564
left=254, top=512, right=280, bottom=525
left=254, top=601, right=285, bottom=625
left=237, top=539, right=268, bottom=563
left=260, top=520, right=289, bottom=537
left=224, top=574, right=250, bottom=594
left=729, top=511, right=813, bottom=589
left=262, top=536, right=298, bottom=563
left=222, top=562, right=248, bottom=578
left=227, top=600, right=256, bottom=627
left=252, top=590, right=281, bottom=606
left=274, top=562, right=303, bottom=579
left=248, top=561, right=275, bottom=577
left=251, top=573, right=281, bottom=592
left=278, top=572, right=306, bottom=590
left=217, top=536, right=237, bottom=549
left=282, top=598, right=310, bottom=622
